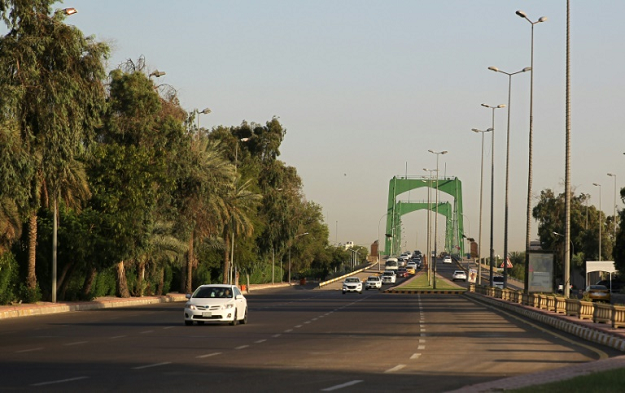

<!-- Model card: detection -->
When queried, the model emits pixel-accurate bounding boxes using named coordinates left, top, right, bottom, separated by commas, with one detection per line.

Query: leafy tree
left=0, top=0, right=109, bottom=294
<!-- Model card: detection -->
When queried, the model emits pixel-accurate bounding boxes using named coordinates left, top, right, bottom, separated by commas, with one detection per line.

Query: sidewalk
left=0, top=282, right=293, bottom=321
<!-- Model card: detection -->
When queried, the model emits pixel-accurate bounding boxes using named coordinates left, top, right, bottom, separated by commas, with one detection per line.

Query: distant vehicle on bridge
left=385, top=258, right=399, bottom=271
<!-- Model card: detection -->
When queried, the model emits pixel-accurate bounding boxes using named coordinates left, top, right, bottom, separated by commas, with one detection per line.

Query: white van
left=384, top=258, right=399, bottom=271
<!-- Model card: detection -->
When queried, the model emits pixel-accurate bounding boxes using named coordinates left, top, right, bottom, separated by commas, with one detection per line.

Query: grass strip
left=510, top=366, right=625, bottom=393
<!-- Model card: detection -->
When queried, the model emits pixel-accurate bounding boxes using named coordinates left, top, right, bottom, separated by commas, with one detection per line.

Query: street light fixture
left=228, top=137, right=251, bottom=284
left=593, top=182, right=602, bottom=261
left=149, top=70, right=166, bottom=78
left=428, top=150, right=448, bottom=289
left=488, top=66, right=530, bottom=287
left=195, top=107, right=211, bottom=130
left=63, top=8, right=77, bottom=15
left=471, top=128, right=492, bottom=286
left=607, top=173, right=617, bottom=241
left=517, top=9, right=547, bottom=295
left=480, top=103, right=505, bottom=287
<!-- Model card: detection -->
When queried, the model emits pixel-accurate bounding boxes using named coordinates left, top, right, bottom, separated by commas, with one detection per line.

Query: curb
left=466, top=292, right=625, bottom=352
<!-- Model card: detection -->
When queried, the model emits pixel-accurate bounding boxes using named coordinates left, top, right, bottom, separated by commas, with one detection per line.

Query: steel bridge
left=383, top=175, right=464, bottom=257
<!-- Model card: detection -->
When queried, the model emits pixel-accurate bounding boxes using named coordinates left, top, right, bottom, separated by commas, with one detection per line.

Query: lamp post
left=229, top=137, right=251, bottom=284
left=423, top=168, right=437, bottom=285
left=195, top=107, right=211, bottom=131
left=553, top=231, right=574, bottom=291
left=428, top=150, right=448, bottom=289
left=593, top=183, right=602, bottom=261
left=607, top=173, right=617, bottom=242
left=471, top=128, right=492, bottom=286
left=488, top=67, right=530, bottom=288
left=481, top=103, right=504, bottom=287
left=289, top=232, right=309, bottom=284
left=517, top=9, right=547, bottom=294
left=378, top=212, right=389, bottom=271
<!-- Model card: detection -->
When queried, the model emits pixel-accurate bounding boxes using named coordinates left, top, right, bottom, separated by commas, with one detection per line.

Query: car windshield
left=345, top=278, right=360, bottom=283
left=368, top=277, right=379, bottom=281
left=589, top=285, right=607, bottom=290
left=493, top=277, right=504, bottom=282
left=454, top=271, right=464, bottom=274
left=383, top=272, right=393, bottom=276
left=193, top=286, right=233, bottom=298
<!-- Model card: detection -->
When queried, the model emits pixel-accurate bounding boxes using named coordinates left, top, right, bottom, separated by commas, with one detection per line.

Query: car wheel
left=365, top=287, right=369, bottom=290
left=342, top=291, right=346, bottom=295
left=230, top=308, right=239, bottom=326
left=241, top=308, right=248, bottom=325
left=184, top=320, right=193, bottom=326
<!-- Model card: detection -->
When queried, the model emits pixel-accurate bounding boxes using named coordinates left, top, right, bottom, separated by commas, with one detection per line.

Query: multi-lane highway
left=1, top=284, right=620, bottom=392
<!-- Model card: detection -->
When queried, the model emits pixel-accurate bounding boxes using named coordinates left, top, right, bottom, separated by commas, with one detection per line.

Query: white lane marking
left=133, top=362, right=171, bottom=370
left=418, top=345, right=425, bottom=350
left=295, top=325, right=303, bottom=328
left=385, top=364, right=406, bottom=373
left=197, top=352, right=221, bottom=358
left=312, top=318, right=318, bottom=321
left=31, top=376, right=89, bottom=387
left=284, top=329, right=293, bottom=333
left=304, top=321, right=311, bottom=324
left=410, top=353, right=421, bottom=360
left=110, top=335, right=126, bottom=339
left=419, top=339, right=426, bottom=343
left=140, top=330, right=153, bottom=334
left=64, top=341, right=88, bottom=346
left=235, top=345, right=249, bottom=350
left=16, top=347, right=44, bottom=353
left=255, top=339, right=267, bottom=344
left=420, top=325, right=425, bottom=329
left=420, top=329, right=427, bottom=332
left=272, top=334, right=281, bottom=338
left=163, top=326, right=175, bottom=330
left=321, top=380, right=364, bottom=391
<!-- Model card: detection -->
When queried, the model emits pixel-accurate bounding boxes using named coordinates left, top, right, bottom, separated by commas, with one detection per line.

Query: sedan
left=184, top=284, right=248, bottom=326
left=452, top=270, right=467, bottom=282
left=365, top=276, right=382, bottom=290
left=443, top=255, right=453, bottom=264
left=584, top=285, right=611, bottom=302
left=396, top=268, right=409, bottom=278
left=343, top=277, right=363, bottom=294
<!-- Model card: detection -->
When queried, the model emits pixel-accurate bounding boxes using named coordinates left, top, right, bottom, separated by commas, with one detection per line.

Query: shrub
left=0, top=253, right=19, bottom=304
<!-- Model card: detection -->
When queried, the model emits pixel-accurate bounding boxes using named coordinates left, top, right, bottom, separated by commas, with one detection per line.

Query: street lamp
left=428, top=150, right=448, bottom=289
left=480, top=103, right=505, bottom=287
left=488, top=66, right=530, bottom=287
left=471, top=128, right=492, bottom=286
left=229, top=137, right=251, bottom=284
left=553, top=231, right=574, bottom=292
left=195, top=107, right=211, bottom=130
left=289, top=232, right=309, bottom=284
left=424, top=168, right=437, bottom=285
left=607, top=173, right=617, bottom=241
left=593, top=182, right=602, bottom=261
left=517, top=9, right=547, bottom=294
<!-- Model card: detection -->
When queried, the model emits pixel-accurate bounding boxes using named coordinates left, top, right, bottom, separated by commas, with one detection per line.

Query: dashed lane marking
left=110, top=335, right=126, bottom=339
left=196, top=352, right=221, bottom=358
left=64, top=341, right=88, bottom=346
left=385, top=364, right=406, bottom=373
left=410, top=353, right=421, bottom=360
left=418, top=345, right=425, bottom=350
left=321, top=380, right=364, bottom=391
left=133, top=362, right=171, bottom=370
left=16, top=347, right=43, bottom=353
left=255, top=339, right=267, bottom=344
left=235, top=345, right=249, bottom=350
left=31, top=376, right=89, bottom=387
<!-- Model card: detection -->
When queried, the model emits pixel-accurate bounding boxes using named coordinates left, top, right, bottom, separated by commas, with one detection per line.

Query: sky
left=31, top=1, right=625, bottom=255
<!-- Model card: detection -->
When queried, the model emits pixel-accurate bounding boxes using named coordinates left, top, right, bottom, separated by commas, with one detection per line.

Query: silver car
left=452, top=270, right=467, bottom=282
left=365, top=276, right=382, bottom=290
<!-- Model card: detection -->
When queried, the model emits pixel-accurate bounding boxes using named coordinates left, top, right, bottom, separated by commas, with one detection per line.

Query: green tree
left=0, top=1, right=109, bottom=294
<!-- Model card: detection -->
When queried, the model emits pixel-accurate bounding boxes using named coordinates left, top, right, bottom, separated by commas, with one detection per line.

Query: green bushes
left=0, top=253, right=19, bottom=304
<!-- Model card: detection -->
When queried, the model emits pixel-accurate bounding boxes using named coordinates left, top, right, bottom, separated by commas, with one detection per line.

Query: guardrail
left=318, top=263, right=375, bottom=288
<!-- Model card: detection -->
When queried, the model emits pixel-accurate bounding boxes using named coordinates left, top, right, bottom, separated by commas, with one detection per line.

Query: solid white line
left=321, top=380, right=364, bottom=391
left=133, top=362, right=171, bottom=370
left=196, top=352, right=221, bottom=358
left=385, top=364, right=406, bottom=373
left=235, top=345, right=249, bottom=350
left=255, top=339, right=267, bottom=344
left=64, top=341, right=88, bottom=346
left=16, top=347, right=44, bottom=353
left=31, top=376, right=89, bottom=387
left=110, top=335, right=126, bottom=339
left=410, top=353, right=421, bottom=360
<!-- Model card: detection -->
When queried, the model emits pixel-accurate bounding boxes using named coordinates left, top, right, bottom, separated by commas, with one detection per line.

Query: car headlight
left=224, top=303, right=234, bottom=309
left=186, top=304, right=197, bottom=311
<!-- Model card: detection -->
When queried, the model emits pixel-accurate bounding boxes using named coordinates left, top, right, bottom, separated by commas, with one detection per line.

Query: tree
left=0, top=1, right=109, bottom=294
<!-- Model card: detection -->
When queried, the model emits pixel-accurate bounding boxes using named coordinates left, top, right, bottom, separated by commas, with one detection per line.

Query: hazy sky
left=43, top=1, right=625, bottom=254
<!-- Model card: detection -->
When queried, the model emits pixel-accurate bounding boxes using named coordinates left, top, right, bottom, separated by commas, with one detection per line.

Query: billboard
left=528, top=252, right=553, bottom=293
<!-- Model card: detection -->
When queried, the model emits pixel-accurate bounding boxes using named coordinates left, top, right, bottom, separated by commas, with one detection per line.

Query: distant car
left=381, top=270, right=397, bottom=284
left=343, top=277, right=363, bottom=294
left=365, top=276, right=382, bottom=290
left=443, top=255, right=452, bottom=264
left=452, top=270, right=467, bottom=282
left=492, top=276, right=504, bottom=289
left=396, top=268, right=408, bottom=278
left=584, top=285, right=611, bottom=302
left=406, top=262, right=417, bottom=274
left=184, top=284, right=248, bottom=326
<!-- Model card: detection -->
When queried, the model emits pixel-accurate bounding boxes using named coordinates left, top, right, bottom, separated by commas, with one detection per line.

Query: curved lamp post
left=428, top=150, right=448, bottom=289
left=517, top=9, right=547, bottom=294
left=480, top=103, right=505, bottom=287
left=471, top=128, right=492, bottom=286
left=488, top=66, right=530, bottom=287
left=424, top=168, right=437, bottom=285
left=593, top=182, right=602, bottom=261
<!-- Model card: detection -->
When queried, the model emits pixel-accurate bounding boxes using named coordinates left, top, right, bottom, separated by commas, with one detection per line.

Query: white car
left=452, top=270, right=467, bottom=282
left=365, top=276, right=382, bottom=290
left=381, top=270, right=397, bottom=284
left=184, top=284, right=248, bottom=326
left=343, top=277, right=363, bottom=294
left=443, top=255, right=452, bottom=264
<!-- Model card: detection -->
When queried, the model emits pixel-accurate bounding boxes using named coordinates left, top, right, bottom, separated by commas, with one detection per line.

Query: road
left=0, top=286, right=620, bottom=392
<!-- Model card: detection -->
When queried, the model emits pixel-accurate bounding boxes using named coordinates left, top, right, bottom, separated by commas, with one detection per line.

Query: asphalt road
left=0, top=285, right=620, bottom=392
